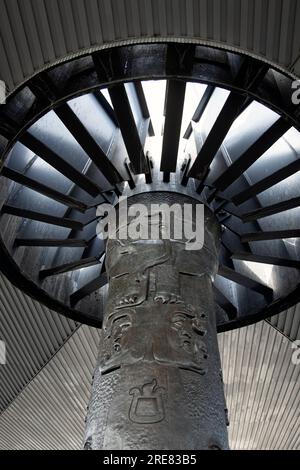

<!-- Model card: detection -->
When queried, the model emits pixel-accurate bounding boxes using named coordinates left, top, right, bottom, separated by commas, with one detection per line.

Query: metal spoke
left=231, top=252, right=300, bottom=269
left=14, top=239, right=88, bottom=247
left=188, top=92, right=247, bottom=179
left=108, top=84, right=147, bottom=174
left=231, top=159, right=300, bottom=205
left=241, top=230, right=300, bottom=242
left=160, top=79, right=186, bottom=177
left=19, top=132, right=102, bottom=197
left=70, top=273, right=108, bottom=307
left=213, top=118, right=290, bottom=191
left=1, top=205, right=83, bottom=230
left=39, top=257, right=100, bottom=279
left=213, top=285, right=237, bottom=320
left=242, top=196, right=300, bottom=221
left=218, top=265, right=273, bottom=298
left=55, top=104, right=123, bottom=185
left=183, top=85, right=215, bottom=139
left=1, top=166, right=88, bottom=213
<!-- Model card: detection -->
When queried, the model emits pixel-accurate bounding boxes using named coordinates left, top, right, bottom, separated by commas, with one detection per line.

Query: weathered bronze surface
left=84, top=192, right=229, bottom=449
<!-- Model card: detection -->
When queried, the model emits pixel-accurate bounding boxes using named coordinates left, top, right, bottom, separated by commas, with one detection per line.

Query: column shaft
left=84, top=193, right=229, bottom=450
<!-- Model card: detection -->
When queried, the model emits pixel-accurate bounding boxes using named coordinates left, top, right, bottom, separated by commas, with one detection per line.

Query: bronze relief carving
left=84, top=194, right=228, bottom=449
left=100, top=299, right=208, bottom=376
left=129, top=379, right=165, bottom=424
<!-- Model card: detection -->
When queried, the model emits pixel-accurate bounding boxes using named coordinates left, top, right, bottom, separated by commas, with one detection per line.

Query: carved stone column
left=84, top=192, right=229, bottom=450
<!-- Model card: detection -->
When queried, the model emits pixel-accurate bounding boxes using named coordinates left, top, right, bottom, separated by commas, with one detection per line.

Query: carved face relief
left=165, top=309, right=208, bottom=374
left=100, top=302, right=208, bottom=375
left=100, top=310, right=136, bottom=373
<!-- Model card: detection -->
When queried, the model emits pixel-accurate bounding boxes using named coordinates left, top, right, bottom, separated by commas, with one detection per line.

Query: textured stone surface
left=84, top=192, right=229, bottom=449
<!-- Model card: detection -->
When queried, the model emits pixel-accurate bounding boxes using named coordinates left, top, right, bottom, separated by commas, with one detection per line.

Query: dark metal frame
left=0, top=41, right=299, bottom=331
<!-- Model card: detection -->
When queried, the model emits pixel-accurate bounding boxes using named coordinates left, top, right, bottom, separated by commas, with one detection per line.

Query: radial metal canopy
left=0, top=42, right=299, bottom=331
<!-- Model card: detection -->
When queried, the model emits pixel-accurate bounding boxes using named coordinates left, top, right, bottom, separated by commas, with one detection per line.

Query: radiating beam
left=231, top=251, right=300, bottom=269
left=1, top=166, right=87, bottom=212
left=214, top=199, right=228, bottom=214
left=213, top=118, right=290, bottom=191
left=218, top=265, right=273, bottom=298
left=241, top=196, right=300, bottom=221
left=213, top=285, right=237, bottom=320
left=124, top=161, right=136, bottom=189
left=234, top=60, right=269, bottom=90
left=108, top=84, right=147, bottom=174
left=0, top=116, right=20, bottom=139
left=55, top=104, right=123, bottom=185
left=2, top=205, right=83, bottom=230
left=188, top=92, right=246, bottom=179
left=134, top=82, right=155, bottom=136
left=145, top=152, right=153, bottom=184
left=19, top=132, right=102, bottom=197
left=160, top=79, right=186, bottom=175
left=183, top=85, right=215, bottom=139
left=221, top=229, right=251, bottom=258
left=28, top=72, right=58, bottom=103
left=181, top=157, right=191, bottom=186
left=93, top=90, right=118, bottom=126
left=39, top=257, right=99, bottom=279
left=196, top=168, right=210, bottom=194
left=26, top=77, right=120, bottom=192
left=232, top=159, right=300, bottom=205
left=241, top=230, right=300, bottom=242
left=14, top=238, right=88, bottom=247
left=70, top=273, right=108, bottom=307
left=217, top=202, right=244, bottom=219
left=192, top=60, right=268, bottom=190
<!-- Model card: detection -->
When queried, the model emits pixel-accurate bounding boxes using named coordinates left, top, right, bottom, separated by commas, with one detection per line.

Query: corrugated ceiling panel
left=269, top=304, right=300, bottom=342
left=0, top=0, right=299, bottom=91
left=0, top=0, right=299, bottom=451
left=0, top=273, right=78, bottom=412
left=220, top=321, right=300, bottom=449
left=0, top=324, right=99, bottom=450
left=0, top=320, right=298, bottom=449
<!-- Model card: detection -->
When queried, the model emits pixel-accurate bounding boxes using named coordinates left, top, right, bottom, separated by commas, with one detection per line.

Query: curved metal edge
left=1, top=42, right=299, bottom=170
left=217, top=283, right=300, bottom=333
left=0, top=238, right=103, bottom=328
left=1, top=230, right=299, bottom=332
left=0, top=179, right=299, bottom=331
left=5, top=37, right=300, bottom=97
left=0, top=42, right=299, bottom=331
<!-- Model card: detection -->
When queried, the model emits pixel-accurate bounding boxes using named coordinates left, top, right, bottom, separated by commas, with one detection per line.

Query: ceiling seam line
left=0, top=322, right=82, bottom=417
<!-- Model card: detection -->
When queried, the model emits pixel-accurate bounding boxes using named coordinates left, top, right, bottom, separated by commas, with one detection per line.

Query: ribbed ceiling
left=220, top=320, right=300, bottom=449
left=0, top=274, right=78, bottom=413
left=0, top=0, right=300, bottom=93
left=0, top=323, right=99, bottom=450
left=0, top=0, right=299, bottom=450
left=269, top=305, right=300, bottom=342
left=0, top=318, right=298, bottom=450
